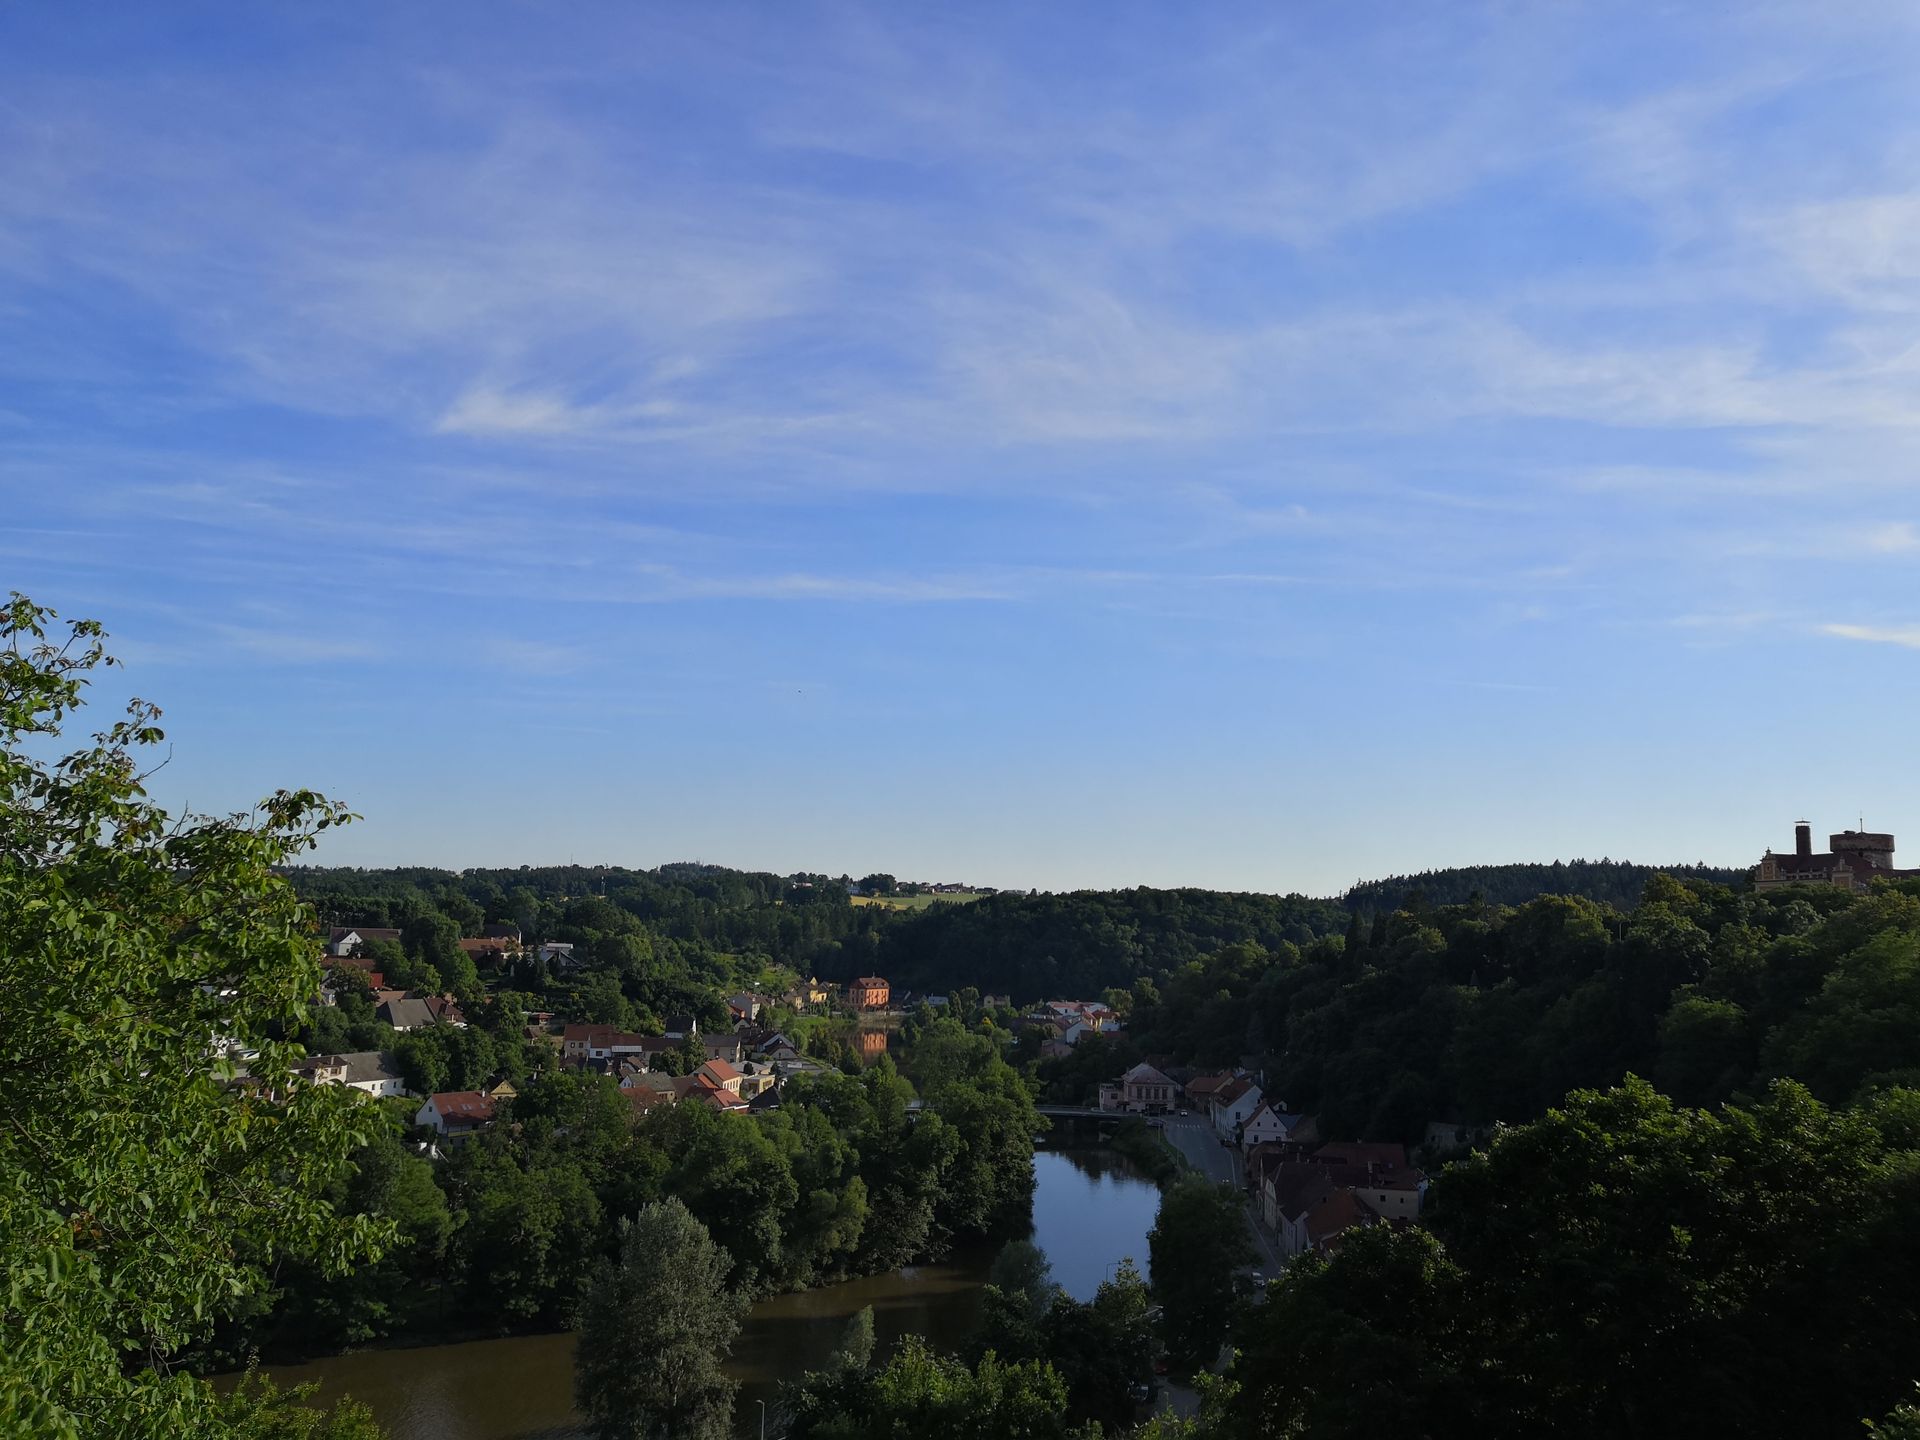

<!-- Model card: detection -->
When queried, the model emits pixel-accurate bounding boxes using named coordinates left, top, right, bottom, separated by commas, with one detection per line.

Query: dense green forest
left=1342, top=858, right=1748, bottom=913
left=1048, top=874, right=1913, bottom=1141
left=287, top=857, right=1764, bottom=1011
left=876, top=888, right=1348, bottom=1000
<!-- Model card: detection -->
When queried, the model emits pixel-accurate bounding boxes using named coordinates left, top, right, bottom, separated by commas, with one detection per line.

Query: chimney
left=1795, top=821, right=1812, bottom=858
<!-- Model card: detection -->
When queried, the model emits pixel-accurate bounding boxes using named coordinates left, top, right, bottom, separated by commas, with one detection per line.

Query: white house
left=298, top=1050, right=410, bottom=1098
left=1211, top=1077, right=1264, bottom=1140
left=414, top=1090, right=496, bottom=1139
left=327, top=926, right=402, bottom=957
left=1240, top=1101, right=1302, bottom=1152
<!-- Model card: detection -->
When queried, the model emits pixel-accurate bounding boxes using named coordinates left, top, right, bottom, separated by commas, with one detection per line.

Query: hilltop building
left=1755, top=821, right=1920, bottom=893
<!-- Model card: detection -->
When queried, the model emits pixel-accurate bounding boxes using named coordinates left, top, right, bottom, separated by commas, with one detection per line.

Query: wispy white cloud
left=1820, top=623, right=1920, bottom=650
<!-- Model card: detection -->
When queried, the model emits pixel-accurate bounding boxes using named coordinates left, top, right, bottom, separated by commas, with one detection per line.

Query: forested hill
left=1342, top=858, right=1750, bottom=913
left=876, top=887, right=1349, bottom=1001
left=283, top=859, right=1762, bottom=1006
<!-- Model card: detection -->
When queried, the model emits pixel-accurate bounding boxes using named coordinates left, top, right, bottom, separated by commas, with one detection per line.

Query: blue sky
left=7, top=3, right=1920, bottom=893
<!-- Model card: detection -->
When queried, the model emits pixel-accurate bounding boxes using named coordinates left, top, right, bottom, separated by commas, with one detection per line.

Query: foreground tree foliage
left=1148, top=1179, right=1255, bottom=1374
left=574, top=1200, right=745, bottom=1440
left=966, top=1243, right=1154, bottom=1434
left=1228, top=1076, right=1920, bottom=1439
left=0, top=596, right=388, bottom=1437
left=785, top=1334, right=1100, bottom=1440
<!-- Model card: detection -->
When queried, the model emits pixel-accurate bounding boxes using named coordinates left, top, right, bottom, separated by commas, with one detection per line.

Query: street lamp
left=758, top=1399, right=767, bottom=1440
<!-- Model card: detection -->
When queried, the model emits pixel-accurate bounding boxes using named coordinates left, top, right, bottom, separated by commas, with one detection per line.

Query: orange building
left=848, top=976, right=890, bottom=1011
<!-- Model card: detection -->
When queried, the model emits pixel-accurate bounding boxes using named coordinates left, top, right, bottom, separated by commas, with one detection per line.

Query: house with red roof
left=696, top=1058, right=747, bottom=1096
left=414, top=1090, right=497, bottom=1140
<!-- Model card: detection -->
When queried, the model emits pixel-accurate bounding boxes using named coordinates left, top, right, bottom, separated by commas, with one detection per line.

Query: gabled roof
left=685, top=1077, right=747, bottom=1110
left=563, top=1023, right=670, bottom=1051
left=1311, top=1141, right=1410, bottom=1170
left=1306, top=1142, right=1423, bottom=1191
left=1267, top=1163, right=1337, bottom=1222
left=1244, top=1102, right=1301, bottom=1135
left=428, top=1091, right=496, bottom=1126
left=698, top=1058, right=743, bottom=1085
left=1305, top=1187, right=1377, bottom=1247
left=379, top=998, right=437, bottom=1030
left=1245, top=1142, right=1291, bottom=1184
left=1213, top=1076, right=1256, bottom=1108
left=341, top=1050, right=403, bottom=1086
left=1121, top=1062, right=1176, bottom=1088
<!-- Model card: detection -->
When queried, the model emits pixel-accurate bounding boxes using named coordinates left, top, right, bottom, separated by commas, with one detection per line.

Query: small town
left=14, top=5, right=1920, bottom=1437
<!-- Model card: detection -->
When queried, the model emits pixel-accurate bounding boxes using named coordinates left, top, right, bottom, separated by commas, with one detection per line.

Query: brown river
left=238, top=1147, right=1161, bottom=1439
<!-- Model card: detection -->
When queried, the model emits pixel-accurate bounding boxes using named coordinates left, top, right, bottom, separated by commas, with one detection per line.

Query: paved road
left=1155, top=1114, right=1284, bottom=1279
left=1161, top=1112, right=1235, bottom=1183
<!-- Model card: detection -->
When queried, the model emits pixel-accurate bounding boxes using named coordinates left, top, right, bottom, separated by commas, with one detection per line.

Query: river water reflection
left=241, top=1146, right=1160, bottom=1440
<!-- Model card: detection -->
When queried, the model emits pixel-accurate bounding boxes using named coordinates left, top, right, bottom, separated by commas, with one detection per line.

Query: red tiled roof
left=626, top=1088, right=675, bottom=1115
left=685, top=1077, right=747, bottom=1110
left=1306, top=1188, right=1377, bottom=1248
left=1312, top=1141, right=1409, bottom=1170
left=1245, top=1142, right=1290, bottom=1184
left=430, top=1091, right=496, bottom=1125
left=1213, top=1077, right=1254, bottom=1107
left=1266, top=1163, right=1337, bottom=1222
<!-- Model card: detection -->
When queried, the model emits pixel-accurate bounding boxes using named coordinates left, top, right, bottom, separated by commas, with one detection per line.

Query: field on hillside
left=851, top=890, right=990, bottom=911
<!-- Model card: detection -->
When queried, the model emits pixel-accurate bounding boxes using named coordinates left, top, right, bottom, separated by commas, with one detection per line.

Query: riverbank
left=220, top=1147, right=1163, bottom=1440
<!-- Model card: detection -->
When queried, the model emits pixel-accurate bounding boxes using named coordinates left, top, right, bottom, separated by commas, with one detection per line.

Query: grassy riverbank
left=1107, top=1118, right=1187, bottom=1188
